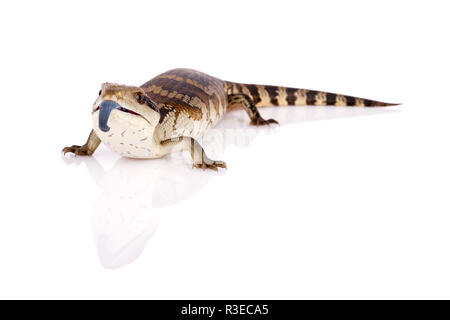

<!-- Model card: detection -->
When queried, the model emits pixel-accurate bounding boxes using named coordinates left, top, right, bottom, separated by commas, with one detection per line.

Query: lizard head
left=92, top=83, right=160, bottom=133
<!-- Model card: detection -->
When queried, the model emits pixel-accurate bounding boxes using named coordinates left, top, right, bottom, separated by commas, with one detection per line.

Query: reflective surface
left=63, top=107, right=395, bottom=269
left=2, top=103, right=450, bottom=299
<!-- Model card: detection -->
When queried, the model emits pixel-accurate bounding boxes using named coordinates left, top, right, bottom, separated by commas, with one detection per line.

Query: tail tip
left=375, top=101, right=401, bottom=107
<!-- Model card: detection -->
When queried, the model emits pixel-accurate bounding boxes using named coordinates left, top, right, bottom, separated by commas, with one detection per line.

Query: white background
left=1, top=0, right=449, bottom=299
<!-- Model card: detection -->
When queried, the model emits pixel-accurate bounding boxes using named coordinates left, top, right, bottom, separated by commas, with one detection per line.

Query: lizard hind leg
left=227, top=94, right=279, bottom=126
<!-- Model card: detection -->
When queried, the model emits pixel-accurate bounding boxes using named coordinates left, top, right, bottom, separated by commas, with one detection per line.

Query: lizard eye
left=136, top=93, right=144, bottom=104
left=98, top=90, right=102, bottom=96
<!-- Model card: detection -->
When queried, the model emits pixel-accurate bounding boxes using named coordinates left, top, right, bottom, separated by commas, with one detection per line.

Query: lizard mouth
left=96, top=100, right=146, bottom=132
left=117, top=106, right=141, bottom=116
left=92, top=105, right=140, bottom=116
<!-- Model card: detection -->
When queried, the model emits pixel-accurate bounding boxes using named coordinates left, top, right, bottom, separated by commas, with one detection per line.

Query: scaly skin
left=63, top=68, right=398, bottom=169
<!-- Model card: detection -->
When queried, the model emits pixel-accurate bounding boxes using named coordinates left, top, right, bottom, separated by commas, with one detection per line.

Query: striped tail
left=226, top=82, right=399, bottom=108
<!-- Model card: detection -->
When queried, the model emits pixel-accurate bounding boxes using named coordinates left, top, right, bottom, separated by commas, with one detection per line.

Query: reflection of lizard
left=62, top=156, right=216, bottom=268
left=63, top=68, right=398, bottom=170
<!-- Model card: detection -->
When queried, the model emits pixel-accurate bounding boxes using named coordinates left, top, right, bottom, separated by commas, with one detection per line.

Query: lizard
left=62, top=68, right=398, bottom=170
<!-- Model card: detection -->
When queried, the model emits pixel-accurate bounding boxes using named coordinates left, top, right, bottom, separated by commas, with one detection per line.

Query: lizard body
left=63, top=68, right=397, bottom=169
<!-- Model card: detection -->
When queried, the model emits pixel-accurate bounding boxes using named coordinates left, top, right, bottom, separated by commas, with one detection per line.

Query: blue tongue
left=99, top=100, right=120, bottom=132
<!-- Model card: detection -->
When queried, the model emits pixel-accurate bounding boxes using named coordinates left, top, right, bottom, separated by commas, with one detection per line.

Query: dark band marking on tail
left=363, top=99, right=374, bottom=106
left=306, top=90, right=318, bottom=105
left=264, top=86, right=279, bottom=106
left=346, top=96, right=356, bottom=106
left=286, top=87, right=297, bottom=105
left=326, top=93, right=337, bottom=105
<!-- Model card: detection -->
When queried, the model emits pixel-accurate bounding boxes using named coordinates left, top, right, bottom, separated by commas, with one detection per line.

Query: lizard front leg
left=62, top=129, right=101, bottom=156
left=160, top=137, right=226, bottom=171
left=228, top=94, right=279, bottom=126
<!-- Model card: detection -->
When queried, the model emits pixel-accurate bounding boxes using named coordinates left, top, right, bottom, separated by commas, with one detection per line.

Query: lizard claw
left=251, top=117, right=279, bottom=126
left=62, top=145, right=90, bottom=156
left=193, top=160, right=227, bottom=171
